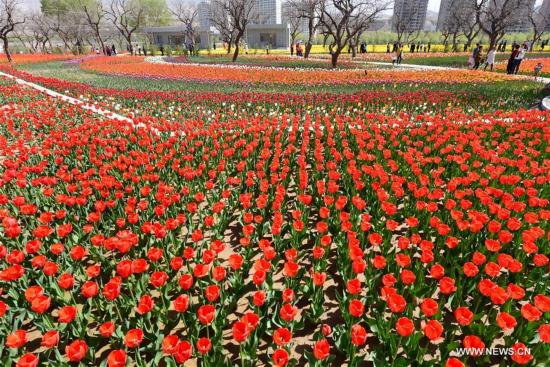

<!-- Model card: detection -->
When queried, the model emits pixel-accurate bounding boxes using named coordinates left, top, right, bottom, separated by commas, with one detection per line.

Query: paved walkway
left=0, top=70, right=174, bottom=136
left=0, top=70, right=134, bottom=123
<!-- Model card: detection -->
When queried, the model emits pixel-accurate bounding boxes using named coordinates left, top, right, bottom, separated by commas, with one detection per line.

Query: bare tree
left=318, top=0, right=390, bottom=67
left=29, top=13, right=53, bottom=52
left=212, top=0, right=256, bottom=62
left=209, top=1, right=235, bottom=54
left=528, top=4, right=550, bottom=51
left=459, top=1, right=480, bottom=51
left=106, top=0, right=145, bottom=54
left=49, top=11, right=91, bottom=53
left=81, top=0, right=108, bottom=54
left=286, top=0, right=321, bottom=58
left=0, top=0, right=24, bottom=62
left=475, top=0, right=526, bottom=49
left=283, top=1, right=302, bottom=49
left=169, top=0, right=198, bottom=52
left=13, top=28, right=37, bottom=53
left=439, top=0, right=468, bottom=52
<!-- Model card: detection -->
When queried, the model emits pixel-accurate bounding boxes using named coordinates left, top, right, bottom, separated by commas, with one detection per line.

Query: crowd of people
left=387, top=42, right=432, bottom=54
left=470, top=41, right=537, bottom=75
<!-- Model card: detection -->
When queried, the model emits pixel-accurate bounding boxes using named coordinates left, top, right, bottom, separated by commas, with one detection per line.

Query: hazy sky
left=19, top=0, right=545, bottom=13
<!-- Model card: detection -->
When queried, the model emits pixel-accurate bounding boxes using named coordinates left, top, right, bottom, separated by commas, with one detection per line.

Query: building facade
left=254, top=0, right=283, bottom=25
left=484, top=0, right=535, bottom=33
left=505, top=0, right=536, bottom=32
left=392, top=0, right=429, bottom=33
left=437, top=0, right=475, bottom=32
left=145, top=0, right=290, bottom=50
left=542, top=0, right=550, bottom=31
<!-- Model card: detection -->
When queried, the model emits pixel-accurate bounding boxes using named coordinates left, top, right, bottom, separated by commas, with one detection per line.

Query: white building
left=255, top=0, right=283, bottom=24
left=145, top=0, right=290, bottom=50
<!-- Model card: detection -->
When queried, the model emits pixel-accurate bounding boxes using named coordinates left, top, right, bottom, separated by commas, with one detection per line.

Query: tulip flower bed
left=7, top=62, right=544, bottom=124
left=79, top=56, right=521, bottom=86
left=0, top=54, right=74, bottom=65
left=495, top=58, right=550, bottom=77
left=0, top=67, right=549, bottom=367
left=0, top=65, right=487, bottom=120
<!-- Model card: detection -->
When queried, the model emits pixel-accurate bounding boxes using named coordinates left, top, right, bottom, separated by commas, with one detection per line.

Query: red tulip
left=107, top=350, right=127, bottom=367
left=273, top=327, right=292, bottom=346
left=423, top=320, right=443, bottom=341
left=124, top=328, right=144, bottom=348
left=41, top=330, right=59, bottom=348
left=6, top=329, right=27, bottom=348
left=16, top=353, right=39, bottom=367
left=396, top=317, right=414, bottom=337
left=65, top=340, right=88, bottom=362
left=197, top=304, right=216, bottom=325
left=58, top=305, right=77, bottom=323
left=313, top=338, right=330, bottom=360
left=272, top=348, right=289, bottom=366
left=350, top=324, right=367, bottom=346
left=162, top=335, right=180, bottom=355
left=196, top=337, right=211, bottom=355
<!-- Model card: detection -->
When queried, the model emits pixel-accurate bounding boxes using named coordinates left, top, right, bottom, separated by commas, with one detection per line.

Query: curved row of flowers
left=79, top=56, right=520, bottom=85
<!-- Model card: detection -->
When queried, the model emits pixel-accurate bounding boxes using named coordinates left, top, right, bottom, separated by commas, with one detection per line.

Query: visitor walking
left=396, top=44, right=403, bottom=65
left=386, top=43, right=390, bottom=53
left=471, top=44, right=480, bottom=69
left=484, top=47, right=496, bottom=71
left=534, top=62, right=543, bottom=81
left=111, top=44, right=116, bottom=55
left=473, top=45, right=483, bottom=70
left=290, top=43, right=294, bottom=56
left=513, top=44, right=527, bottom=74
left=506, top=44, right=520, bottom=74
left=360, top=42, right=366, bottom=54
left=296, top=42, right=303, bottom=57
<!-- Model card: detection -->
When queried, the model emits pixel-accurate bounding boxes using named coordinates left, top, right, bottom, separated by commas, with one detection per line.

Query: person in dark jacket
left=507, top=44, right=520, bottom=74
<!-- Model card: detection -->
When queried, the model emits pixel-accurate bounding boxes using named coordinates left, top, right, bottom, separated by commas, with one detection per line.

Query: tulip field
left=0, top=55, right=549, bottom=367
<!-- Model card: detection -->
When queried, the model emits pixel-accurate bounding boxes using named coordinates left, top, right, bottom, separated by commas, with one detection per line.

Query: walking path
left=0, top=70, right=177, bottom=136
left=0, top=70, right=134, bottom=123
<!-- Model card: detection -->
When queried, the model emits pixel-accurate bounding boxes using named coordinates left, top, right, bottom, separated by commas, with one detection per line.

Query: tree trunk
left=232, top=33, right=242, bottom=62
left=331, top=47, right=343, bottom=68
left=304, top=42, right=312, bottom=59
left=126, top=35, right=133, bottom=55
left=304, top=18, right=314, bottom=59
left=96, top=33, right=106, bottom=56
left=2, top=37, right=12, bottom=63
left=489, top=33, right=498, bottom=50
